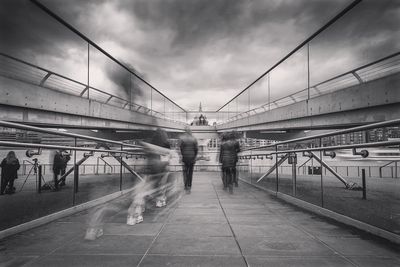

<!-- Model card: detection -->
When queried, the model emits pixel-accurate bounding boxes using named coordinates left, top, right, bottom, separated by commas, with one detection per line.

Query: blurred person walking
left=179, top=126, right=198, bottom=193
left=1, top=151, right=20, bottom=195
left=127, top=128, right=171, bottom=226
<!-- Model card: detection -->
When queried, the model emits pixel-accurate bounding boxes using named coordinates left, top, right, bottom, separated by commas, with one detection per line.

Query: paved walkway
left=1, top=172, right=399, bottom=266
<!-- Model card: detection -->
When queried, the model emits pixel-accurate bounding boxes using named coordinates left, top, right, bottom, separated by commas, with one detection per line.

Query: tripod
left=19, top=159, right=52, bottom=192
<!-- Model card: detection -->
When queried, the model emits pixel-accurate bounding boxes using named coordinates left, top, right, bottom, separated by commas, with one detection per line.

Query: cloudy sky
left=1, top=0, right=399, bottom=112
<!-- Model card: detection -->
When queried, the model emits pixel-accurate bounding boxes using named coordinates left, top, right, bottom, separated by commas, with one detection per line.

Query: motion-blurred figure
left=179, top=126, right=198, bottom=193
left=0, top=151, right=20, bottom=195
left=127, top=128, right=171, bottom=225
left=84, top=128, right=176, bottom=240
left=219, top=132, right=240, bottom=193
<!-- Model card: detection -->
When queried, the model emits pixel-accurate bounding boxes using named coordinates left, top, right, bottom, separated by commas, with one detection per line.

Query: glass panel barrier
left=0, top=130, right=75, bottom=231
left=250, top=147, right=276, bottom=192
left=74, top=139, right=121, bottom=205
left=323, top=143, right=400, bottom=235
left=0, top=1, right=88, bottom=85
left=309, top=1, right=400, bottom=91
left=294, top=139, right=323, bottom=206
left=276, top=143, right=292, bottom=196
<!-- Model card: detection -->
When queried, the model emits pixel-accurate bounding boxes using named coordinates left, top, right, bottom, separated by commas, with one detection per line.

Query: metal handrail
left=241, top=118, right=400, bottom=152
left=240, top=140, right=400, bottom=158
left=30, top=0, right=186, bottom=113
left=0, top=141, right=142, bottom=155
left=221, top=51, right=400, bottom=122
left=0, top=120, right=141, bottom=149
left=0, top=52, right=186, bottom=122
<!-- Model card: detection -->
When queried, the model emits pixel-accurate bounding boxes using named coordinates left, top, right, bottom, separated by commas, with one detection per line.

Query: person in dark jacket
left=1, top=151, right=20, bottom=195
left=179, top=126, right=198, bottom=193
left=231, top=132, right=240, bottom=187
left=53, top=150, right=70, bottom=190
left=219, top=132, right=240, bottom=193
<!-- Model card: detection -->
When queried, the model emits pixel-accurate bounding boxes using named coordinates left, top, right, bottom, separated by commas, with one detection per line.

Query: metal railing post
left=73, top=137, right=78, bottom=205
left=319, top=138, right=324, bottom=207
left=275, top=145, right=279, bottom=194
left=120, top=145, right=123, bottom=191
left=362, top=169, right=367, bottom=200
left=37, top=165, right=42, bottom=194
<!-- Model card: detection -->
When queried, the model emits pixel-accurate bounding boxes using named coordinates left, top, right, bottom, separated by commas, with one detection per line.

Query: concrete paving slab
left=53, top=235, right=153, bottom=255
left=167, top=214, right=227, bottom=224
left=230, top=224, right=310, bottom=239
left=140, top=255, right=246, bottom=267
left=223, top=207, right=275, bottom=215
left=245, top=256, right=353, bottom=267
left=218, top=198, right=262, bottom=205
left=177, top=202, right=221, bottom=208
left=347, top=256, right=400, bottom=267
left=173, top=207, right=224, bottom=216
left=149, top=236, right=241, bottom=256
left=297, top=222, right=361, bottom=237
left=318, top=236, right=400, bottom=257
left=237, top=236, right=335, bottom=256
left=159, top=223, right=232, bottom=238
left=1, top=222, right=84, bottom=255
left=0, top=255, right=38, bottom=267
left=103, top=223, right=163, bottom=236
left=28, top=255, right=142, bottom=267
left=225, top=214, right=284, bottom=225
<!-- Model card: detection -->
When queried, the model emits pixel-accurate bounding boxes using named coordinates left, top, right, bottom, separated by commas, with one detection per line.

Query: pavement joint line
left=244, top=184, right=359, bottom=267
left=212, top=182, right=250, bottom=267
left=24, top=235, right=83, bottom=267
left=136, top=191, right=182, bottom=267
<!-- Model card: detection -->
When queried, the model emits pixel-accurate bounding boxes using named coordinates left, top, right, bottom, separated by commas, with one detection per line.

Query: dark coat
left=53, top=152, right=70, bottom=173
left=1, top=158, right=20, bottom=180
left=219, top=140, right=240, bottom=168
left=179, top=133, right=198, bottom=164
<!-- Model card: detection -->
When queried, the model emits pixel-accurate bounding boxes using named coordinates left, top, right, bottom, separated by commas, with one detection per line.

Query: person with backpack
left=179, top=126, right=198, bottom=193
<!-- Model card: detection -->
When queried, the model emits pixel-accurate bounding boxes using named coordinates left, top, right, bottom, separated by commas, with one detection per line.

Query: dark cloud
left=0, top=0, right=85, bottom=61
left=121, top=0, right=348, bottom=49
left=1, top=0, right=398, bottom=112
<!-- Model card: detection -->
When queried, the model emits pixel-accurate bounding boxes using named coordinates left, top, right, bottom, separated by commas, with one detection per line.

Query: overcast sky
left=1, top=0, right=399, bottom=112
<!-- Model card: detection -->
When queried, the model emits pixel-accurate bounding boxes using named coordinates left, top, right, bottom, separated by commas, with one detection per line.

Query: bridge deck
left=1, top=172, right=399, bottom=266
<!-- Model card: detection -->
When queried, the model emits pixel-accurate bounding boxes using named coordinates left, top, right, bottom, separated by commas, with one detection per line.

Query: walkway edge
left=0, top=187, right=135, bottom=240
left=240, top=179, right=400, bottom=245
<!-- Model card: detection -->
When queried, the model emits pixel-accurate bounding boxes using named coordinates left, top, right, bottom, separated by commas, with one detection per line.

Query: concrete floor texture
left=1, top=172, right=399, bottom=267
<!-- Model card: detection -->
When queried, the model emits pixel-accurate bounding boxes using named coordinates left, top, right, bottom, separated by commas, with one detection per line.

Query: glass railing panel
left=249, top=148, right=276, bottom=192
left=237, top=152, right=251, bottom=184
left=73, top=139, right=121, bottom=205
left=275, top=144, right=292, bottom=196
left=88, top=45, right=131, bottom=106
left=152, top=90, right=166, bottom=119
left=0, top=1, right=88, bottom=85
left=293, top=139, right=323, bottom=206
left=249, top=73, right=269, bottom=112
left=309, top=1, right=399, bottom=87
left=322, top=144, right=400, bottom=235
left=0, top=138, right=75, bottom=230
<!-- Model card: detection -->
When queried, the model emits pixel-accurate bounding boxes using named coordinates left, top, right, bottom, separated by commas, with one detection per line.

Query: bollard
left=362, top=169, right=366, bottom=200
